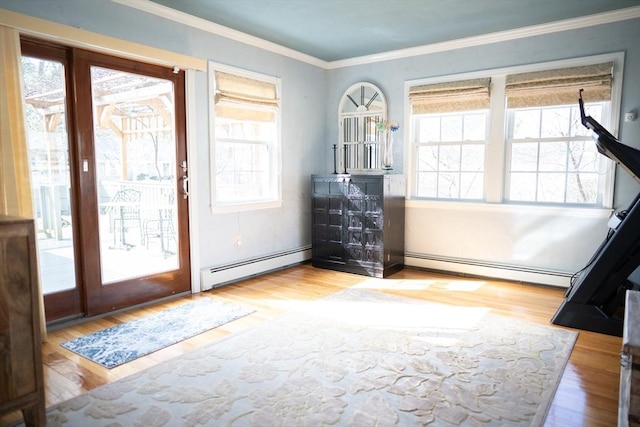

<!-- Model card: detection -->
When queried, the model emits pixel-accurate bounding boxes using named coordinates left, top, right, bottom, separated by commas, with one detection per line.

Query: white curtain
left=0, top=25, right=47, bottom=341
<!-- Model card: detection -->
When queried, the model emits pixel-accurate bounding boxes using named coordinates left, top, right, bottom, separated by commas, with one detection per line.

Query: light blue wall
left=2, top=0, right=328, bottom=273
left=3, top=0, right=639, bottom=280
left=325, top=18, right=640, bottom=277
left=327, top=18, right=640, bottom=209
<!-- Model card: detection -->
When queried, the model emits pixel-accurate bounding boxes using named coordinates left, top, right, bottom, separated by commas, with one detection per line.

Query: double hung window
left=210, top=64, right=281, bottom=210
left=410, top=78, right=490, bottom=200
left=407, top=55, right=620, bottom=208
left=505, top=63, right=613, bottom=205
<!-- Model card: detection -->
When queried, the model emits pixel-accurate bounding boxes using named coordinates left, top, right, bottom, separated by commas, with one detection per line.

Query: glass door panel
left=22, top=56, right=77, bottom=295
left=90, top=66, right=179, bottom=284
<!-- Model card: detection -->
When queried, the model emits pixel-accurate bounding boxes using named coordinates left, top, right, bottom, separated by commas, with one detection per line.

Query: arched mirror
left=338, top=82, right=387, bottom=172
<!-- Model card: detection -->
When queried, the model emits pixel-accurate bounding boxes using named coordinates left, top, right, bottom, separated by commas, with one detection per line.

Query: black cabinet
left=311, top=174, right=405, bottom=278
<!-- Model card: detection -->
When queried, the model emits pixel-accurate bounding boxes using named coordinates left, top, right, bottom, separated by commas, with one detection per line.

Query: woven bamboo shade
left=409, top=78, right=491, bottom=114
left=506, top=62, right=613, bottom=108
left=214, top=71, right=278, bottom=121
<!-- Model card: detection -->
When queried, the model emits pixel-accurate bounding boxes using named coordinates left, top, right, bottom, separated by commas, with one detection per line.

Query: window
left=507, top=103, right=606, bottom=204
left=410, top=78, right=490, bottom=200
left=505, top=62, right=613, bottom=205
left=209, top=64, right=281, bottom=210
left=407, top=54, right=622, bottom=208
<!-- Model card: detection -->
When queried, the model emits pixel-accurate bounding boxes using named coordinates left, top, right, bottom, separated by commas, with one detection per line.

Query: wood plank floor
left=2, top=264, right=621, bottom=426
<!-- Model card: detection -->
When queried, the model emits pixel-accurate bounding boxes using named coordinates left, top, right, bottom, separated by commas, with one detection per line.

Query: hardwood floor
left=1, top=264, right=621, bottom=426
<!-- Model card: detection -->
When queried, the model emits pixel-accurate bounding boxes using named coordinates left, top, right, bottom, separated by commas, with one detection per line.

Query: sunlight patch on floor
left=353, top=277, right=487, bottom=292
left=444, top=280, right=487, bottom=292
left=353, top=277, right=436, bottom=290
left=306, top=299, right=492, bottom=332
left=252, top=294, right=492, bottom=334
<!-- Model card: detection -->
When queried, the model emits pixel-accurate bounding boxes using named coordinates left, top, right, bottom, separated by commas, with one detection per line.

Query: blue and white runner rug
left=61, top=298, right=254, bottom=368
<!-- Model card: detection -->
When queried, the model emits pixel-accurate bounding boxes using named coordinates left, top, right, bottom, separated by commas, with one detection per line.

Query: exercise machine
left=551, top=90, right=640, bottom=336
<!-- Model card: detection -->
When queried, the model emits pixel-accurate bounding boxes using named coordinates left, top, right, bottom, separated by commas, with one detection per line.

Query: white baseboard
left=405, top=253, right=572, bottom=288
left=201, top=248, right=571, bottom=290
left=201, top=246, right=312, bottom=291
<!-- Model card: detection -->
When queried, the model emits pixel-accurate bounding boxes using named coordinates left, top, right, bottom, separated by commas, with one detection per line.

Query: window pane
left=22, top=56, right=78, bottom=294
left=417, top=146, right=438, bottom=171
left=537, top=173, right=566, bottom=202
left=541, top=107, right=571, bottom=137
left=438, top=173, right=459, bottom=198
left=511, top=142, right=538, bottom=171
left=568, top=141, right=598, bottom=172
left=571, top=104, right=603, bottom=137
left=441, top=115, right=462, bottom=142
left=539, top=142, right=567, bottom=171
left=570, top=106, right=586, bottom=137
left=585, top=105, right=603, bottom=123
left=439, top=145, right=461, bottom=171
left=460, top=172, right=483, bottom=199
left=509, top=173, right=537, bottom=201
left=512, top=110, right=540, bottom=139
left=567, top=173, right=597, bottom=203
left=417, top=116, right=440, bottom=142
left=90, top=66, right=180, bottom=283
left=463, top=113, right=486, bottom=140
left=416, top=172, right=437, bottom=198
left=461, top=144, right=484, bottom=171
left=216, top=141, right=269, bottom=202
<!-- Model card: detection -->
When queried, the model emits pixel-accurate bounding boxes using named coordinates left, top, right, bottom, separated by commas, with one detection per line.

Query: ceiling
left=147, top=0, right=639, bottom=62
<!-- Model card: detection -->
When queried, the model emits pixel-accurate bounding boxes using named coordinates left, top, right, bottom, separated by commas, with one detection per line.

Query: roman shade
left=214, top=71, right=278, bottom=122
left=409, top=78, right=491, bottom=114
left=506, top=62, right=613, bottom=108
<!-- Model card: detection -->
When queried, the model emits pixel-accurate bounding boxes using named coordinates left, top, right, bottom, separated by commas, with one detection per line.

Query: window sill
left=405, top=199, right=613, bottom=219
left=210, top=199, right=282, bottom=214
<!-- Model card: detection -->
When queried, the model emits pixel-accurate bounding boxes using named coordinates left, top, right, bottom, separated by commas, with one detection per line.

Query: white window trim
left=404, top=52, right=625, bottom=210
left=208, top=61, right=282, bottom=214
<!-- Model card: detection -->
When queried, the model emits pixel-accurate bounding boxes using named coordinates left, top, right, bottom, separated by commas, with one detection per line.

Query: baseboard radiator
left=201, top=248, right=570, bottom=291
left=201, top=246, right=312, bottom=291
left=405, top=252, right=572, bottom=288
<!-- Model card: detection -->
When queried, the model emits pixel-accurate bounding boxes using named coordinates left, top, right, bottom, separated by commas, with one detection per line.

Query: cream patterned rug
left=35, top=289, right=577, bottom=426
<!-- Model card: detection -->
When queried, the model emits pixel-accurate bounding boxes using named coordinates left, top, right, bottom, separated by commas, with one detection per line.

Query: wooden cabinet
left=620, top=290, right=640, bottom=427
left=0, top=216, right=45, bottom=426
left=311, top=174, right=404, bottom=278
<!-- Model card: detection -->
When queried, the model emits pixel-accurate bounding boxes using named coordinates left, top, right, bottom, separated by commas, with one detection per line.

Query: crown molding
left=113, top=1, right=640, bottom=70
left=111, top=0, right=328, bottom=68
left=327, top=6, right=640, bottom=69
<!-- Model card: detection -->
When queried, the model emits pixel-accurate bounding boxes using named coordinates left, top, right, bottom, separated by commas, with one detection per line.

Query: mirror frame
left=338, top=82, right=387, bottom=173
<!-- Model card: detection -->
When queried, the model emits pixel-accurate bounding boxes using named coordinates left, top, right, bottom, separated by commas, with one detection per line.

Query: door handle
left=180, top=160, right=189, bottom=199
left=182, top=175, right=189, bottom=199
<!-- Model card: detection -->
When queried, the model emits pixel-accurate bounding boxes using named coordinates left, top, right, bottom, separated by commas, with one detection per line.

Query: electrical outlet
left=234, top=234, right=242, bottom=248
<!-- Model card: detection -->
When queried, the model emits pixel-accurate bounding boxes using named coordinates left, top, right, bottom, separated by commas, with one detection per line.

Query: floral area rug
left=60, top=298, right=255, bottom=368
left=42, top=289, right=576, bottom=426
